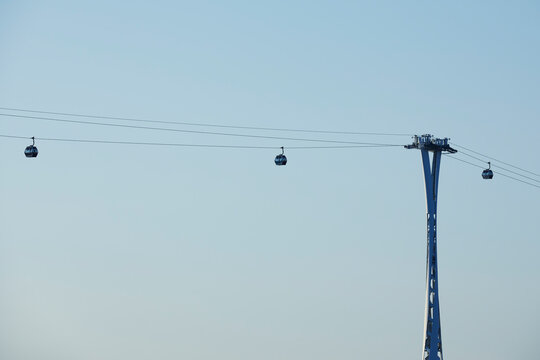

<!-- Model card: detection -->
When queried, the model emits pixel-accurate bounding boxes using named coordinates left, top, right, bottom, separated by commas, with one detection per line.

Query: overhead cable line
left=445, top=154, right=540, bottom=189
left=3, top=132, right=538, bottom=189
left=4, top=107, right=536, bottom=188
left=451, top=142, right=540, bottom=178
left=456, top=148, right=540, bottom=184
left=0, top=113, right=406, bottom=147
left=0, top=106, right=413, bottom=137
left=0, top=134, right=401, bottom=150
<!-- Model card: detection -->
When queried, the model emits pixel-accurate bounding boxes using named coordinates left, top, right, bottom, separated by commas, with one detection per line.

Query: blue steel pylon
left=405, top=135, right=456, bottom=360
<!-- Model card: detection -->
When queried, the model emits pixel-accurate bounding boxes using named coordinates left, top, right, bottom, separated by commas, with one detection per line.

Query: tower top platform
left=405, top=134, right=457, bottom=153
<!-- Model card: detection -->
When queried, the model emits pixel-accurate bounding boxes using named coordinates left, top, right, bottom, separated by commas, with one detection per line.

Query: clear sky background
left=0, top=1, right=539, bottom=359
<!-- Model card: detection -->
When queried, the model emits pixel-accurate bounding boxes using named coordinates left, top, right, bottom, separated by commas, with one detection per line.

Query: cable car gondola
left=274, top=146, right=287, bottom=166
left=482, top=162, right=493, bottom=179
left=24, top=137, right=38, bottom=158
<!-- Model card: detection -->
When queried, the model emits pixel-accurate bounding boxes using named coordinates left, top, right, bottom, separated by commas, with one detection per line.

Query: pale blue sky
left=0, top=1, right=539, bottom=359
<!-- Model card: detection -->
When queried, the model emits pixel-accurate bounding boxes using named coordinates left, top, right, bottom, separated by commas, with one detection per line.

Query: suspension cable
left=0, top=113, right=407, bottom=147
left=445, top=154, right=540, bottom=189
left=451, top=142, right=540, bottom=178
left=0, top=134, right=403, bottom=150
left=0, top=106, right=413, bottom=137
left=456, top=149, right=540, bottom=184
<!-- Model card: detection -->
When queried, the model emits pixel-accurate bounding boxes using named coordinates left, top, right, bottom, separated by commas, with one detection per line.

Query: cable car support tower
left=405, top=135, right=457, bottom=360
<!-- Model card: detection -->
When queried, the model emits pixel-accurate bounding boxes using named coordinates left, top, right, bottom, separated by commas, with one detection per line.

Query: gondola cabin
left=24, top=145, right=38, bottom=158
left=274, top=154, right=287, bottom=166
left=24, top=137, right=38, bottom=158
left=482, top=169, right=493, bottom=179
left=274, top=147, right=287, bottom=166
